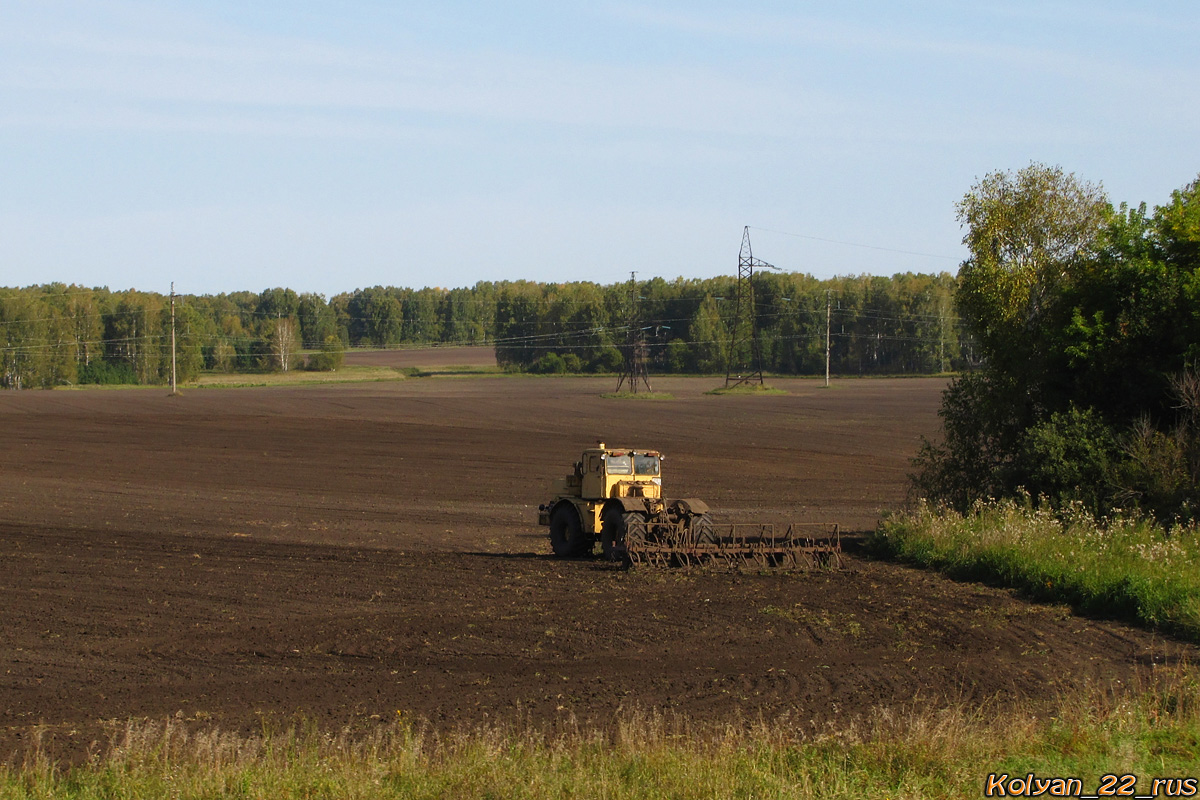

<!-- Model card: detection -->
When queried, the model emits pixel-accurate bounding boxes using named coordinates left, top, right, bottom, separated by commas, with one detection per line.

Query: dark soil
left=1, top=377, right=1191, bottom=761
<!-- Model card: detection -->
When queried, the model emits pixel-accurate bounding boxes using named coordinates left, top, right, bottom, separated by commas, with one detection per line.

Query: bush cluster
left=526, top=346, right=623, bottom=374
left=914, top=166, right=1200, bottom=523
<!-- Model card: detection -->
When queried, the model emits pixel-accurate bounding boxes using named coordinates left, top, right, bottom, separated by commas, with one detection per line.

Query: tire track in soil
left=0, top=378, right=1195, bottom=762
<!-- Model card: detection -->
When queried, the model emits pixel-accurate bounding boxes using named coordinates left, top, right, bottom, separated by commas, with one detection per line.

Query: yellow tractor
left=538, top=443, right=841, bottom=568
left=536, top=443, right=711, bottom=561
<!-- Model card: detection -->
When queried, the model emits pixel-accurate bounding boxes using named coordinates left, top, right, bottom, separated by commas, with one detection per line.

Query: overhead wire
left=749, top=226, right=961, bottom=262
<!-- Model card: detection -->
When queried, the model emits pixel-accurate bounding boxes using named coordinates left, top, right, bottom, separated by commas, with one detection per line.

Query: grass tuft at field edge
left=870, top=498, right=1200, bottom=643
left=4, top=674, right=1198, bottom=800
left=705, top=384, right=788, bottom=396
left=600, top=392, right=675, bottom=400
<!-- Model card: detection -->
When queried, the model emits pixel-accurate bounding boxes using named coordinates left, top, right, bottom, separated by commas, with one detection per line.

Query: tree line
left=0, top=273, right=971, bottom=389
left=492, top=272, right=966, bottom=375
left=914, top=164, right=1200, bottom=523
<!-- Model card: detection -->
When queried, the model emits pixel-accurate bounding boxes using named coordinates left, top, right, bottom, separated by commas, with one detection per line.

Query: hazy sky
left=2, top=1, right=1197, bottom=297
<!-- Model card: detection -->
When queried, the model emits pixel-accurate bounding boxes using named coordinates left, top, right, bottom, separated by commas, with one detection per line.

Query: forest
left=0, top=271, right=966, bottom=388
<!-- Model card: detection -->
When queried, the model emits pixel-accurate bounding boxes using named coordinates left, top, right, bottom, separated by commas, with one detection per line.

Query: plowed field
left=1, top=374, right=1192, bottom=760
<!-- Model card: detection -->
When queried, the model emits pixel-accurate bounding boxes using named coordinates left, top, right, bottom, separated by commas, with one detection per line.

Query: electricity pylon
left=725, top=227, right=775, bottom=388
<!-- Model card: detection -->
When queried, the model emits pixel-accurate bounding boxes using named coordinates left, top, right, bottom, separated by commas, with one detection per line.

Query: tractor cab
left=580, top=443, right=662, bottom=500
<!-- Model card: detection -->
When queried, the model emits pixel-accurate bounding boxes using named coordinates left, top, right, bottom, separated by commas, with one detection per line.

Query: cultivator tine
left=623, top=521, right=843, bottom=571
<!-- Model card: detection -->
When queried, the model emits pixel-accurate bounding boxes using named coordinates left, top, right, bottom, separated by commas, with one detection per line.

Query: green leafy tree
left=1155, top=175, right=1200, bottom=271
left=955, top=163, right=1109, bottom=385
left=688, top=295, right=728, bottom=373
left=0, top=291, right=45, bottom=389
left=402, top=288, right=445, bottom=343
left=306, top=334, right=345, bottom=371
left=105, top=292, right=163, bottom=384
left=366, top=290, right=403, bottom=347
left=441, top=285, right=492, bottom=344
left=590, top=345, right=622, bottom=373
left=1, top=268, right=987, bottom=387
left=917, top=167, right=1200, bottom=521
left=664, top=338, right=689, bottom=373
left=166, top=301, right=205, bottom=382
left=915, top=165, right=1112, bottom=506
left=494, top=282, right=543, bottom=368
left=256, top=287, right=300, bottom=319
left=298, top=293, right=337, bottom=349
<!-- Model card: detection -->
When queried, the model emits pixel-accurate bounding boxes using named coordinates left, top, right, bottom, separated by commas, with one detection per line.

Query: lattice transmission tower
left=614, top=271, right=652, bottom=394
left=725, top=227, right=775, bottom=388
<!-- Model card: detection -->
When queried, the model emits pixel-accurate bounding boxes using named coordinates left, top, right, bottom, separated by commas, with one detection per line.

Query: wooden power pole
left=825, top=290, right=831, bottom=388
left=170, top=282, right=177, bottom=395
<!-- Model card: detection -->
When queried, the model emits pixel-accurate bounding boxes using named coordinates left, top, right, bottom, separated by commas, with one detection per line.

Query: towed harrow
left=622, top=521, right=842, bottom=570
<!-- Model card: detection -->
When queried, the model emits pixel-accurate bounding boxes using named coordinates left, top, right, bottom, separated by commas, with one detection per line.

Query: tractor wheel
left=693, top=513, right=716, bottom=545
left=600, top=504, right=627, bottom=562
left=549, top=503, right=591, bottom=557
left=623, top=512, right=648, bottom=550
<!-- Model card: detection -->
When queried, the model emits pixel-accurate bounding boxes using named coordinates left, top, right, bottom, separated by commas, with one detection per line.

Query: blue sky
left=1, top=1, right=1197, bottom=297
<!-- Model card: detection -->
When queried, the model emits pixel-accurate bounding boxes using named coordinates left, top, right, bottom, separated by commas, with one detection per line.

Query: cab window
left=634, top=454, right=660, bottom=475
left=605, top=454, right=632, bottom=475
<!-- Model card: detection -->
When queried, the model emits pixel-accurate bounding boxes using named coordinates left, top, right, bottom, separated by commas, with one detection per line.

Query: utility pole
left=170, top=282, right=177, bottom=395
left=825, top=289, right=832, bottom=388
left=938, top=296, right=947, bottom=373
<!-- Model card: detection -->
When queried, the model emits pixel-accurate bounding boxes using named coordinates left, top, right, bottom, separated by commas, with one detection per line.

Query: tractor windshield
left=634, top=454, right=660, bottom=476
left=605, top=454, right=632, bottom=475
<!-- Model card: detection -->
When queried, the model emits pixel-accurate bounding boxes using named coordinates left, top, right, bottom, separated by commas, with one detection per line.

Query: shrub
left=591, top=346, right=624, bottom=373
left=1114, top=418, right=1199, bottom=523
left=305, top=336, right=345, bottom=372
left=530, top=352, right=567, bottom=374
left=664, top=339, right=689, bottom=373
left=77, top=360, right=138, bottom=385
left=1014, top=406, right=1118, bottom=512
left=910, top=372, right=1029, bottom=510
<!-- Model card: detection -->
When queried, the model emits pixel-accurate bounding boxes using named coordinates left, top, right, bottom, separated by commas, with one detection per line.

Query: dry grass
left=5, top=670, right=1198, bottom=799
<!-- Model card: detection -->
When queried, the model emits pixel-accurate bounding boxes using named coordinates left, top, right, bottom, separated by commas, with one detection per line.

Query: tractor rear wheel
left=600, top=504, right=626, bottom=562
left=549, top=504, right=591, bottom=557
left=694, top=513, right=716, bottom=545
left=623, top=512, right=648, bottom=548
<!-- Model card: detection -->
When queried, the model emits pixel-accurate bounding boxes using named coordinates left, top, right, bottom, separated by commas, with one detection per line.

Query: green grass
left=188, top=365, right=407, bottom=388
left=5, top=676, right=1199, bottom=799
left=705, top=383, right=788, bottom=396
left=871, top=499, right=1200, bottom=643
left=60, top=363, right=505, bottom=391
left=416, top=366, right=504, bottom=377
left=600, top=391, right=675, bottom=400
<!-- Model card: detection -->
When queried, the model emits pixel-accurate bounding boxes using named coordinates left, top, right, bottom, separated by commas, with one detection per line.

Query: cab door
left=580, top=452, right=606, bottom=499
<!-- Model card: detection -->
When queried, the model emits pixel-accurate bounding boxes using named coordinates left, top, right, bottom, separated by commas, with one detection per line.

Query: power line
left=753, top=225, right=960, bottom=262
